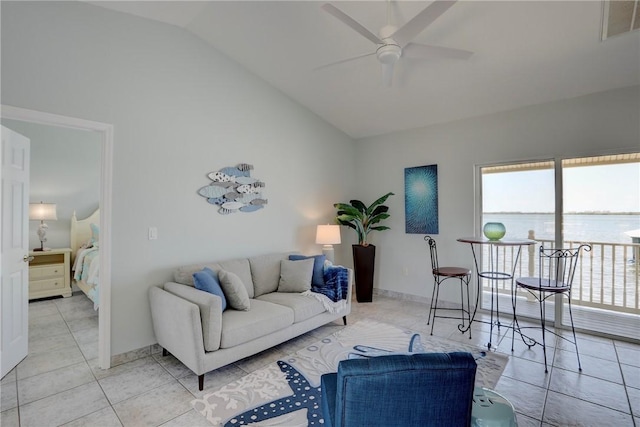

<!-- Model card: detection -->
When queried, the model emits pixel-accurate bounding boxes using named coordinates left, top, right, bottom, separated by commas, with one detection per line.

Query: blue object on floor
left=320, top=352, right=477, bottom=427
left=471, top=387, right=518, bottom=427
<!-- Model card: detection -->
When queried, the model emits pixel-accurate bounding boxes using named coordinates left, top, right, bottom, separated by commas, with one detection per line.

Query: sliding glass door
left=480, top=153, right=640, bottom=339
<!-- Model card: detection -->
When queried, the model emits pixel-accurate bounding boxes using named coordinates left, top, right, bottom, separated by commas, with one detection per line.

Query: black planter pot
left=352, top=244, right=375, bottom=303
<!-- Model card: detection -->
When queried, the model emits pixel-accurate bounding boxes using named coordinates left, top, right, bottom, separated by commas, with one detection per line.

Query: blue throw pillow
left=193, top=267, right=227, bottom=311
left=289, top=254, right=325, bottom=287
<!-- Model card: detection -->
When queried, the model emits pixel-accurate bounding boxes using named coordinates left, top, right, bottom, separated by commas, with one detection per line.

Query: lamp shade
left=316, top=225, right=341, bottom=245
left=29, top=203, right=57, bottom=221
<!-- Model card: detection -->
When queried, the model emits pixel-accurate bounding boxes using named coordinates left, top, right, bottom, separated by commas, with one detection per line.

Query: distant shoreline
left=485, top=212, right=640, bottom=215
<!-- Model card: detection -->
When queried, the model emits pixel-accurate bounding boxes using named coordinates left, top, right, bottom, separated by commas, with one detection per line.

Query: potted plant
left=334, top=192, right=394, bottom=302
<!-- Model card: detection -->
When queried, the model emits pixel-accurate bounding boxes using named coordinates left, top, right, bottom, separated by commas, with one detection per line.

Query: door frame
left=1, top=105, right=113, bottom=369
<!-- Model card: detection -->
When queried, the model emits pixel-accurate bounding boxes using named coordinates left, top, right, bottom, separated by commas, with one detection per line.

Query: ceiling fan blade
left=403, top=42, right=473, bottom=60
left=392, top=0, right=457, bottom=47
left=321, top=3, right=383, bottom=45
left=381, top=62, right=395, bottom=87
left=314, top=52, right=376, bottom=71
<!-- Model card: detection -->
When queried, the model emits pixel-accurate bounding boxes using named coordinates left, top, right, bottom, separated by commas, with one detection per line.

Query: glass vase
left=483, top=222, right=506, bottom=241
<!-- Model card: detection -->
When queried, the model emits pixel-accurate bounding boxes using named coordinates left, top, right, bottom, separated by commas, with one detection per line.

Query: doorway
left=1, top=105, right=113, bottom=369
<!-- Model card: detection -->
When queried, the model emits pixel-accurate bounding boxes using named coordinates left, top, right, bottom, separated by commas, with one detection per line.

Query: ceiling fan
left=320, top=0, right=472, bottom=86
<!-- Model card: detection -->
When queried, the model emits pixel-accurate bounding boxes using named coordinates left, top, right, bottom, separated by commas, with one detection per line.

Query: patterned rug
left=192, top=320, right=508, bottom=426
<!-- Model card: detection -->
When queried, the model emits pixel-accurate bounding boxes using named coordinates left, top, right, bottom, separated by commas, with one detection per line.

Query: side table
left=28, top=248, right=72, bottom=300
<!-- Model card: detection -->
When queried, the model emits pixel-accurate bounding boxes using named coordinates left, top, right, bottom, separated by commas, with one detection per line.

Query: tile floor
left=1, top=292, right=639, bottom=426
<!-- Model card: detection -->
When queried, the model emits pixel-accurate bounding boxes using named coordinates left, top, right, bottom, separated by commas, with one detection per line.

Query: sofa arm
left=149, top=286, right=206, bottom=375
left=164, top=282, right=223, bottom=352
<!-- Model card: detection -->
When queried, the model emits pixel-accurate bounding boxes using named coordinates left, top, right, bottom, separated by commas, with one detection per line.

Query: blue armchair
left=320, top=352, right=477, bottom=427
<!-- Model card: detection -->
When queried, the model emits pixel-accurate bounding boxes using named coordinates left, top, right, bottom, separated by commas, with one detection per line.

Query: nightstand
left=29, top=248, right=72, bottom=300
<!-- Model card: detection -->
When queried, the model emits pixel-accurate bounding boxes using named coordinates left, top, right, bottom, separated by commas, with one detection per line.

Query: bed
left=70, top=208, right=100, bottom=309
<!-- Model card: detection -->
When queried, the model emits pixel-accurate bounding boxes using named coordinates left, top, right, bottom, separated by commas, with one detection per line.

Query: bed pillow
left=278, top=258, right=314, bottom=293
left=288, top=254, right=325, bottom=287
left=218, top=270, right=251, bottom=311
left=193, top=267, right=227, bottom=311
left=90, top=223, right=100, bottom=245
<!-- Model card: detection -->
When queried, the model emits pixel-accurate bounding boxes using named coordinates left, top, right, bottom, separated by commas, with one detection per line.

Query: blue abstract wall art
left=405, top=164, right=439, bottom=234
left=198, top=163, right=267, bottom=214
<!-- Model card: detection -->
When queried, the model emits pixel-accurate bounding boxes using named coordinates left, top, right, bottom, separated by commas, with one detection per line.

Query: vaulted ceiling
left=90, top=1, right=640, bottom=139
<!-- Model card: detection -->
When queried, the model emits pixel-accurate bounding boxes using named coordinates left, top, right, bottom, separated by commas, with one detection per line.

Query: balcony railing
left=478, top=231, right=640, bottom=315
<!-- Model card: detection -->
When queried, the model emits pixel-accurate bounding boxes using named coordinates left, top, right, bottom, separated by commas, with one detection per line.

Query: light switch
left=148, top=227, right=158, bottom=240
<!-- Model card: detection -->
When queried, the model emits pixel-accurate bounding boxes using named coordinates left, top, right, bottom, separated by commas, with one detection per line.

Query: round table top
left=457, top=237, right=537, bottom=246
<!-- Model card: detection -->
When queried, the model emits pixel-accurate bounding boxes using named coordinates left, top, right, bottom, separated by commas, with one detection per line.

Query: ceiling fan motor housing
left=376, top=43, right=401, bottom=64
left=376, top=24, right=401, bottom=64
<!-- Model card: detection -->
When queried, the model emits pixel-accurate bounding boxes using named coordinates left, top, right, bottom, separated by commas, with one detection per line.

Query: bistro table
left=457, top=237, right=536, bottom=350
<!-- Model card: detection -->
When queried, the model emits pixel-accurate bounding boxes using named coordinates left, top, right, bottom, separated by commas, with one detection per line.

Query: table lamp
left=316, top=224, right=341, bottom=264
left=29, top=202, right=57, bottom=251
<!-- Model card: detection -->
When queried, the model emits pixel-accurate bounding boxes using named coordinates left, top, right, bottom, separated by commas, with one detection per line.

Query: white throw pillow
left=277, top=258, right=314, bottom=293
left=218, top=270, right=251, bottom=311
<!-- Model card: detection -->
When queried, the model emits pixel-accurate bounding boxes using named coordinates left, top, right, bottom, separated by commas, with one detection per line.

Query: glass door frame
left=476, top=151, right=640, bottom=338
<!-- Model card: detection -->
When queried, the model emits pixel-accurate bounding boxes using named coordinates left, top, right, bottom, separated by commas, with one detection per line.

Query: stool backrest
left=424, top=235, right=439, bottom=275
left=537, top=244, right=591, bottom=288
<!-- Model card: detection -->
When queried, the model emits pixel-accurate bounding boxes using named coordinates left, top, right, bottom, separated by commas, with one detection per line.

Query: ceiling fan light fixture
left=376, top=43, right=401, bottom=65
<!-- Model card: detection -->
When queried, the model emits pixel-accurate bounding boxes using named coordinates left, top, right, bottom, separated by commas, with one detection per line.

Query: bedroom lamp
left=316, top=224, right=341, bottom=264
left=29, top=202, right=57, bottom=252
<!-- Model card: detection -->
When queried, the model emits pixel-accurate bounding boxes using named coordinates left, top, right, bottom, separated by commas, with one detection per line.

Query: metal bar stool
left=512, top=244, right=591, bottom=373
left=424, top=236, right=472, bottom=338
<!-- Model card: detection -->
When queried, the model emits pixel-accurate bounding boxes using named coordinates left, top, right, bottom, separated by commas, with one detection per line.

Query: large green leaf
left=365, top=192, right=394, bottom=215
left=350, top=200, right=367, bottom=213
left=335, top=204, right=361, bottom=216
left=369, top=213, right=390, bottom=225
left=371, top=205, right=389, bottom=216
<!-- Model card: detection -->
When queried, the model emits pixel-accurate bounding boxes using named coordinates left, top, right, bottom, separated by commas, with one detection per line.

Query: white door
left=1, top=125, right=30, bottom=378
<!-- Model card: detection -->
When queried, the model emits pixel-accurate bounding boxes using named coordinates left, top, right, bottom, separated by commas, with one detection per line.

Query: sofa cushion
left=174, top=262, right=222, bottom=287
left=249, top=253, right=289, bottom=297
left=218, top=270, right=251, bottom=311
left=220, top=299, right=294, bottom=348
left=193, top=268, right=227, bottom=311
left=278, top=259, right=314, bottom=293
left=164, top=282, right=222, bottom=352
left=217, top=258, right=254, bottom=298
left=289, top=254, right=326, bottom=287
left=256, top=292, right=326, bottom=323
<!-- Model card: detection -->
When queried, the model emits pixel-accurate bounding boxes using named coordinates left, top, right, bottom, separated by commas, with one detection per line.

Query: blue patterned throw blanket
left=302, top=264, right=349, bottom=313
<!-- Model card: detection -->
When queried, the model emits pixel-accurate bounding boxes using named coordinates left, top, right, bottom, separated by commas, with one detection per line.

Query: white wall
left=1, top=118, right=101, bottom=250
left=353, top=86, right=640, bottom=303
left=1, top=2, right=355, bottom=355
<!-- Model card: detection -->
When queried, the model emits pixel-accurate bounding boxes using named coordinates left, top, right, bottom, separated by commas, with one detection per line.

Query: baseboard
left=373, top=288, right=462, bottom=310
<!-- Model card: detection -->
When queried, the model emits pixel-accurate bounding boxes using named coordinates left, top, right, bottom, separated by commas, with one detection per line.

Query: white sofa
left=149, top=252, right=353, bottom=390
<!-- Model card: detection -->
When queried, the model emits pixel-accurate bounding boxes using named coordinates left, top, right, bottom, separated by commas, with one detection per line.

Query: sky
left=483, top=162, right=640, bottom=213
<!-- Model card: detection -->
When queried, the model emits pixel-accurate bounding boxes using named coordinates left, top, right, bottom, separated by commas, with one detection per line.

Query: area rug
left=191, top=320, right=508, bottom=426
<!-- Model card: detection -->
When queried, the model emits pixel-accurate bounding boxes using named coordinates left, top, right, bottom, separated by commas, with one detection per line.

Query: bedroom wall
left=351, top=85, right=640, bottom=303
left=1, top=118, right=101, bottom=250
left=1, top=2, right=356, bottom=355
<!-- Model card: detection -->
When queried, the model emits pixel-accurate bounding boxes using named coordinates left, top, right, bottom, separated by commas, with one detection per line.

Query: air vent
left=602, top=0, right=639, bottom=40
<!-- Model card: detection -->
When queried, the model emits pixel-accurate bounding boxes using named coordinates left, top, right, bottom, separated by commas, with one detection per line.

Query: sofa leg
left=162, top=348, right=168, bottom=357
left=198, top=374, right=204, bottom=391
left=343, top=316, right=347, bottom=326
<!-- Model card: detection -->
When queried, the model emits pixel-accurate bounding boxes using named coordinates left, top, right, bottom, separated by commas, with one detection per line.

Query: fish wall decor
left=198, top=163, right=267, bottom=215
